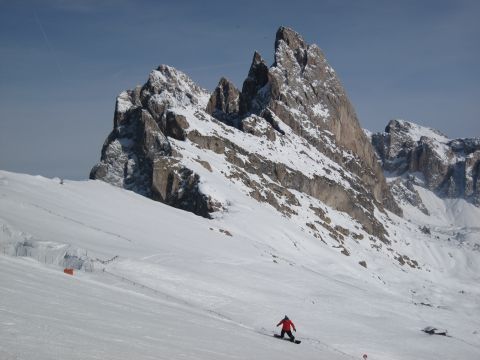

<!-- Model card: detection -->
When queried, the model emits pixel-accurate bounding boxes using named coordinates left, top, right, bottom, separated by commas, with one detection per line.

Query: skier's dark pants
left=280, top=329, right=295, bottom=341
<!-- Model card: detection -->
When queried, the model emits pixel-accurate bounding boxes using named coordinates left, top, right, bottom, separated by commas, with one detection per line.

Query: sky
left=0, top=0, right=479, bottom=180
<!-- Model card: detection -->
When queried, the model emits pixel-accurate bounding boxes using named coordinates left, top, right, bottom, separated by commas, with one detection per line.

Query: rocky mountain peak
left=251, top=51, right=267, bottom=68
left=252, top=27, right=399, bottom=215
left=239, top=51, right=269, bottom=116
left=144, top=64, right=208, bottom=108
left=274, top=26, right=308, bottom=67
left=92, top=26, right=403, bottom=244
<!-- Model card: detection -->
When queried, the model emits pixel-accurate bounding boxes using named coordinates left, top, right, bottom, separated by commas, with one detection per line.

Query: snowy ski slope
left=1, top=170, right=479, bottom=360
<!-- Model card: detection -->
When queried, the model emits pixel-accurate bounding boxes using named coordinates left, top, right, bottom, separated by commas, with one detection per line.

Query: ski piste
left=1, top=166, right=480, bottom=359
left=274, top=334, right=301, bottom=344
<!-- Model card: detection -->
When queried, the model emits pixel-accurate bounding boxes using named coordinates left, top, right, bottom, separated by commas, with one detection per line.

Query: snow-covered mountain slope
left=1, top=170, right=479, bottom=360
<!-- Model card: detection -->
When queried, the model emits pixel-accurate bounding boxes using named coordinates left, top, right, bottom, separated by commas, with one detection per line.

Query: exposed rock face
left=264, top=28, right=384, bottom=173
left=90, top=105, right=171, bottom=196
left=372, top=119, right=480, bottom=206
left=151, top=158, right=212, bottom=217
left=92, top=26, right=402, bottom=241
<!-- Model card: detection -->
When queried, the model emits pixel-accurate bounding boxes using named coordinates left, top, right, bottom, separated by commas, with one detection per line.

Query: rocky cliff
left=371, top=119, right=480, bottom=211
left=91, top=27, right=401, bottom=242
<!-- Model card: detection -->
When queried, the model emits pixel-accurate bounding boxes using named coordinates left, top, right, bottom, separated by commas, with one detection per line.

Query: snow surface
left=116, top=91, right=133, bottom=114
left=1, top=170, right=480, bottom=360
left=311, top=102, right=330, bottom=119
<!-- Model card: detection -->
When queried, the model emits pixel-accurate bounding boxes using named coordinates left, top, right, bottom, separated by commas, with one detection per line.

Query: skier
left=276, top=315, right=296, bottom=342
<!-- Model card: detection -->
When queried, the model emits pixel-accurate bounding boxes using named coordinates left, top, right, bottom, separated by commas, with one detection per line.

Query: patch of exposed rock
left=151, top=158, right=217, bottom=217
left=388, top=176, right=430, bottom=215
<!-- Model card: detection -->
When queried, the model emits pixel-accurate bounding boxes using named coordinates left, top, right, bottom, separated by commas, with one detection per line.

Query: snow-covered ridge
left=392, top=119, right=449, bottom=143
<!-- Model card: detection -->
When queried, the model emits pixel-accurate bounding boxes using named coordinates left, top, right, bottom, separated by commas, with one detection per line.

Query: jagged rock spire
left=274, top=26, right=308, bottom=69
left=206, top=77, right=240, bottom=128
left=239, top=51, right=269, bottom=116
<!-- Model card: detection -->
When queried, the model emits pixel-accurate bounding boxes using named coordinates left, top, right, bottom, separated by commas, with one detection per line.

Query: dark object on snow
left=273, top=334, right=301, bottom=344
left=420, top=226, right=431, bottom=235
left=422, top=326, right=448, bottom=336
left=415, top=302, right=433, bottom=307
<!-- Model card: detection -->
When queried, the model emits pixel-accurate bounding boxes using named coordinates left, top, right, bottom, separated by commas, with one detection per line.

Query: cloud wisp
left=33, top=10, right=64, bottom=78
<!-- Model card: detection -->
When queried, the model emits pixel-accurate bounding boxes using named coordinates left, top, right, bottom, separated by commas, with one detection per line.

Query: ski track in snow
left=27, top=201, right=133, bottom=243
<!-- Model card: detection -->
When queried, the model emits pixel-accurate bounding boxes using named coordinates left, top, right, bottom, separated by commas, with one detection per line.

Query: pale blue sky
left=1, top=0, right=479, bottom=179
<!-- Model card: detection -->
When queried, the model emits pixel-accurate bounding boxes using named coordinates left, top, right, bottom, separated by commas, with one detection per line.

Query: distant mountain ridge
left=371, top=119, right=480, bottom=212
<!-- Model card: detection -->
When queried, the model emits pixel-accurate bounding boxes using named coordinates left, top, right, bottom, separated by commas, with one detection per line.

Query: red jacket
left=277, top=318, right=296, bottom=331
